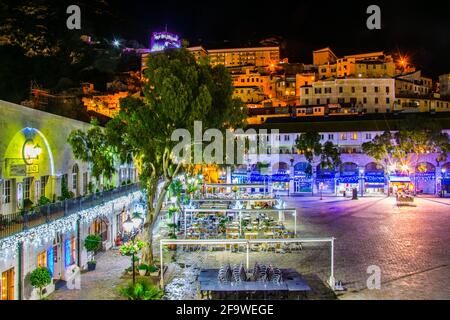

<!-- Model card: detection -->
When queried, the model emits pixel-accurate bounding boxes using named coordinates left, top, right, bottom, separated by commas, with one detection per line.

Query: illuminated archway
left=415, top=162, right=436, bottom=194
left=20, top=127, right=55, bottom=176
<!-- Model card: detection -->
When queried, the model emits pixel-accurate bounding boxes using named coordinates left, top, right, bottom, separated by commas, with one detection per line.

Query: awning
left=389, top=176, right=411, bottom=183
left=338, top=176, right=359, bottom=184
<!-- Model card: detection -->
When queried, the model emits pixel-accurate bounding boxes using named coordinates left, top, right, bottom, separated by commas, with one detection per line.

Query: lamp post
left=122, top=214, right=142, bottom=286
left=359, top=168, right=365, bottom=197
left=441, top=168, right=447, bottom=197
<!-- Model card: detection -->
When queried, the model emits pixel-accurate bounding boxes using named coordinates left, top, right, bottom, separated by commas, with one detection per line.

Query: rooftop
left=246, top=112, right=450, bottom=133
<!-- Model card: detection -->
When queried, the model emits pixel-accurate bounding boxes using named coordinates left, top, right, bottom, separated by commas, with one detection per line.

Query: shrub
left=23, top=199, right=34, bottom=210
left=38, top=196, right=51, bottom=206
left=147, top=265, right=158, bottom=273
left=84, top=234, right=102, bottom=254
left=118, top=280, right=164, bottom=300
left=30, top=267, right=52, bottom=300
left=138, top=264, right=148, bottom=271
left=87, top=182, right=95, bottom=194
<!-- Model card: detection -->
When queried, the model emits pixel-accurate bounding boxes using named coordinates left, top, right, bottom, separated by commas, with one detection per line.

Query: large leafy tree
left=362, top=116, right=450, bottom=172
left=104, top=48, right=245, bottom=263
left=295, top=131, right=341, bottom=175
left=68, top=120, right=120, bottom=184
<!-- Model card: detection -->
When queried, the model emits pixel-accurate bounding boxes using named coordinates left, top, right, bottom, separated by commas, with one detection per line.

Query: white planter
left=138, top=269, right=147, bottom=276
left=149, top=268, right=160, bottom=277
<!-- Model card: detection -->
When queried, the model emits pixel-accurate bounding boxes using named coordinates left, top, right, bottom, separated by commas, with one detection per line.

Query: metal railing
left=0, top=183, right=141, bottom=240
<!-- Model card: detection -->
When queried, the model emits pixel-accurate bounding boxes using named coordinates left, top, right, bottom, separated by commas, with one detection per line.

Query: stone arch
left=365, top=162, right=384, bottom=172
left=272, top=161, right=289, bottom=172
left=340, top=162, right=358, bottom=175
left=415, top=162, right=436, bottom=194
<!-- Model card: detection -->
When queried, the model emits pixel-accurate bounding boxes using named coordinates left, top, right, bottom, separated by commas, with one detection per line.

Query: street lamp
left=123, top=214, right=134, bottom=234
left=441, top=168, right=447, bottom=197
left=359, top=168, right=365, bottom=197
left=132, top=213, right=143, bottom=229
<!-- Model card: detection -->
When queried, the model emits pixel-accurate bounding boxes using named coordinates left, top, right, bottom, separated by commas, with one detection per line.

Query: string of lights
left=0, top=191, right=143, bottom=260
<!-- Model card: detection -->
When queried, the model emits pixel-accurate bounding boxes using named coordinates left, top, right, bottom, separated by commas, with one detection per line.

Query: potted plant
left=147, top=264, right=159, bottom=277
left=84, top=234, right=102, bottom=271
left=138, top=264, right=148, bottom=276
left=87, top=260, right=97, bottom=271
left=118, top=280, right=164, bottom=300
left=125, top=267, right=133, bottom=275
left=29, top=267, right=52, bottom=300
left=167, top=232, right=177, bottom=250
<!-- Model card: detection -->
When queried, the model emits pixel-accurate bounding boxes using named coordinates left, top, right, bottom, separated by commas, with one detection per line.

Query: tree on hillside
left=72, top=48, right=245, bottom=264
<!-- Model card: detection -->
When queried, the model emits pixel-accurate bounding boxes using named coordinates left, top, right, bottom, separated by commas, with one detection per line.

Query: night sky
left=102, top=0, right=449, bottom=77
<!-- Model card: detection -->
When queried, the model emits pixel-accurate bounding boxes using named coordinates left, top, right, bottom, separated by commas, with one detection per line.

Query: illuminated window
left=83, top=172, right=88, bottom=195
left=72, top=164, right=79, bottom=191
left=23, top=177, right=33, bottom=201
left=1, top=268, right=14, bottom=300
left=40, top=176, right=48, bottom=198
left=37, top=251, right=47, bottom=268
left=70, top=236, right=77, bottom=265
left=3, top=180, right=11, bottom=204
left=352, top=133, right=358, bottom=140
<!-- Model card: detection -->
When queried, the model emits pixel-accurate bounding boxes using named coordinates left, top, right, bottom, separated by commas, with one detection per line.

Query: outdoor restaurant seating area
left=198, top=262, right=311, bottom=300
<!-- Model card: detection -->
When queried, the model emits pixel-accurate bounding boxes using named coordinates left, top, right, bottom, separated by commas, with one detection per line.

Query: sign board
left=10, top=164, right=27, bottom=176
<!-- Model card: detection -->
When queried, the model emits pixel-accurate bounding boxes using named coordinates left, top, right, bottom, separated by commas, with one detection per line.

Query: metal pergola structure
left=204, top=183, right=269, bottom=197
left=182, top=207, right=297, bottom=236
left=189, top=197, right=279, bottom=203
left=159, top=237, right=336, bottom=290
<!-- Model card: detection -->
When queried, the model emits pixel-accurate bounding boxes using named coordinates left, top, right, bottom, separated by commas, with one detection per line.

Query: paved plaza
left=50, top=249, right=129, bottom=300
left=285, top=196, right=450, bottom=300
left=50, top=196, right=450, bottom=300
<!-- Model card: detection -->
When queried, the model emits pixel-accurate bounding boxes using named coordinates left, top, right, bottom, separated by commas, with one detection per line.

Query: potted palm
left=147, top=265, right=160, bottom=277
left=166, top=222, right=178, bottom=250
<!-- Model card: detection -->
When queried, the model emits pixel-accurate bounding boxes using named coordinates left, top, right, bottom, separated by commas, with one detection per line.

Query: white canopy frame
left=159, top=237, right=336, bottom=290
left=182, top=207, right=297, bottom=237
left=204, top=183, right=269, bottom=198
left=190, top=197, right=279, bottom=203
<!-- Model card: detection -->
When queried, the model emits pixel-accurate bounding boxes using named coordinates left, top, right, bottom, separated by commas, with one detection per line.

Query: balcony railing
left=0, top=183, right=141, bottom=241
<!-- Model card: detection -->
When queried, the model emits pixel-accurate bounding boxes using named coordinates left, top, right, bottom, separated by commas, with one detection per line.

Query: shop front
left=248, top=165, right=270, bottom=193
left=338, top=163, right=359, bottom=196
left=442, top=162, right=450, bottom=195
left=414, top=162, right=436, bottom=195
left=231, top=172, right=248, bottom=184
left=364, top=163, right=386, bottom=195
left=293, top=162, right=312, bottom=193
left=316, top=166, right=336, bottom=194
left=271, top=172, right=290, bottom=194
left=271, top=162, right=290, bottom=195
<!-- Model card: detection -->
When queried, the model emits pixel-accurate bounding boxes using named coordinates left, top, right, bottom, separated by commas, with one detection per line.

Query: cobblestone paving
left=284, top=196, right=450, bottom=300
left=49, top=249, right=130, bottom=300
left=164, top=196, right=450, bottom=300
left=49, top=196, right=450, bottom=300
